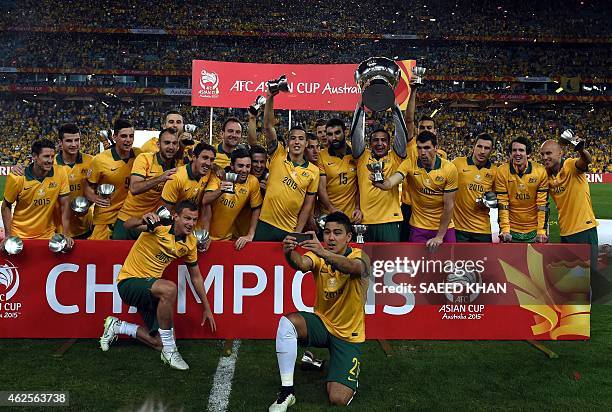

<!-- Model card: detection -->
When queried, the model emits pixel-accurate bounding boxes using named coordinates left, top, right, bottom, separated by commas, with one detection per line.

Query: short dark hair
left=315, top=118, right=327, bottom=128
left=369, top=125, right=390, bottom=142
left=32, top=139, right=56, bottom=155
left=249, top=145, right=267, bottom=158
left=164, top=110, right=183, bottom=123
left=175, top=200, right=198, bottom=214
left=58, top=123, right=80, bottom=141
left=288, top=125, right=307, bottom=136
left=474, top=132, right=495, bottom=146
left=159, top=127, right=178, bottom=140
left=508, top=136, right=532, bottom=155
left=416, top=130, right=438, bottom=147
left=222, top=117, right=242, bottom=132
left=113, top=118, right=133, bottom=136
left=193, top=142, right=216, bottom=158
left=324, top=211, right=352, bottom=234
left=306, top=132, right=318, bottom=142
left=230, top=148, right=251, bottom=164
left=419, top=115, right=435, bottom=124
left=325, top=118, right=346, bottom=132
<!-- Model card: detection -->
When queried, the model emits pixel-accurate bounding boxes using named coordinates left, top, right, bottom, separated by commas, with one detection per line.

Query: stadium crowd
left=1, top=33, right=609, bottom=80
left=5, top=0, right=610, bottom=38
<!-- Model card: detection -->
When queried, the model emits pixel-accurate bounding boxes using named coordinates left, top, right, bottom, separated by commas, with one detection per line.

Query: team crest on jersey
left=301, top=171, right=310, bottom=178
left=48, top=182, right=57, bottom=189
left=485, top=173, right=493, bottom=179
left=239, top=188, right=248, bottom=195
left=528, top=177, right=537, bottom=183
left=435, top=176, right=444, bottom=182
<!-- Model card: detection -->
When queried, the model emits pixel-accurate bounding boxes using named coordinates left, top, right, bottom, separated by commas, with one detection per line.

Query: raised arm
left=404, top=85, right=417, bottom=142
left=247, top=111, right=259, bottom=147
left=263, top=93, right=278, bottom=154
left=391, top=104, right=408, bottom=158
left=349, top=103, right=366, bottom=159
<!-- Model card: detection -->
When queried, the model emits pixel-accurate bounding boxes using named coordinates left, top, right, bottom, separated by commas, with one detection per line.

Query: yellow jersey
left=305, top=247, right=370, bottom=343
left=161, top=163, right=211, bottom=207
left=547, top=158, right=597, bottom=236
left=318, top=146, right=358, bottom=217
left=205, top=174, right=263, bottom=240
left=213, top=143, right=232, bottom=170
left=54, top=152, right=94, bottom=237
left=400, top=139, right=418, bottom=205
left=140, top=137, right=159, bottom=153
left=88, top=147, right=141, bottom=225
left=259, top=144, right=320, bottom=232
left=117, top=225, right=198, bottom=282
left=3, top=164, right=70, bottom=239
left=451, top=156, right=497, bottom=234
left=356, top=149, right=405, bottom=224
left=495, top=161, right=549, bottom=235
left=117, top=152, right=176, bottom=221
left=401, top=156, right=458, bottom=231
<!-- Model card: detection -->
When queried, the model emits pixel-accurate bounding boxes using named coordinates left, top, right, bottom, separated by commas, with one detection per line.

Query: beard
left=331, top=139, right=346, bottom=150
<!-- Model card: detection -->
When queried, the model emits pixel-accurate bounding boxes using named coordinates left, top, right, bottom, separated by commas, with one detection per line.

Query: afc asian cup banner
left=191, top=60, right=415, bottom=111
left=0, top=241, right=590, bottom=340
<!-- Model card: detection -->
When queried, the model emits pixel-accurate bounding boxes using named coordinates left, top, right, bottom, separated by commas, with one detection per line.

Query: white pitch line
left=207, top=339, right=241, bottom=412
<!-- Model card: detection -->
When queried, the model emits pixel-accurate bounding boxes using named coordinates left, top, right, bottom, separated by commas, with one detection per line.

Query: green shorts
left=510, top=230, right=537, bottom=243
left=73, top=229, right=93, bottom=240
left=299, top=311, right=362, bottom=392
left=117, top=278, right=161, bottom=335
left=253, top=220, right=289, bottom=242
left=365, top=222, right=400, bottom=242
left=561, top=226, right=599, bottom=273
left=112, top=218, right=143, bottom=241
left=456, top=230, right=492, bottom=243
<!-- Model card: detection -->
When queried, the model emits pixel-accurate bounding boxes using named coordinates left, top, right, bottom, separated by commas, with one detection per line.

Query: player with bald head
left=540, top=137, right=599, bottom=282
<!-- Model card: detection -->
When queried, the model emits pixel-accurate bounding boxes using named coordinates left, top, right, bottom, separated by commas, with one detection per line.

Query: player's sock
left=117, top=321, right=138, bottom=338
left=159, top=328, right=176, bottom=350
left=275, top=316, right=297, bottom=389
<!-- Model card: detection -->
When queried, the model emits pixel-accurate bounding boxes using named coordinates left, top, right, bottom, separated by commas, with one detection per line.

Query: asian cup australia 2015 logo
left=199, top=69, right=220, bottom=98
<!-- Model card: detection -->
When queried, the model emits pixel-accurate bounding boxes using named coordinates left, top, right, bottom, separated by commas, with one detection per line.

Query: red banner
left=191, top=60, right=415, bottom=111
left=0, top=241, right=590, bottom=340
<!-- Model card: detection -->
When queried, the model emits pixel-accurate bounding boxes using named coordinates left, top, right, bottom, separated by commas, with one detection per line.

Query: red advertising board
left=0, top=241, right=590, bottom=340
left=191, top=60, right=415, bottom=111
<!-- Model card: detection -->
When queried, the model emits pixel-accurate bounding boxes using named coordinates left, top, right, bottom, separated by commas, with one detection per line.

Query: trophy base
left=363, top=80, right=396, bottom=112
left=248, top=107, right=258, bottom=116
left=222, top=189, right=236, bottom=194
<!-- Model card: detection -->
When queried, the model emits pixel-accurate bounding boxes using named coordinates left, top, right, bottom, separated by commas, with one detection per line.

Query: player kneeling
left=99, top=201, right=216, bottom=370
left=270, top=212, right=371, bottom=410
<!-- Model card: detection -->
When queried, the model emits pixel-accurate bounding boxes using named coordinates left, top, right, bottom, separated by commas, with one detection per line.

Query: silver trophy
left=145, top=205, right=173, bottom=230
left=411, top=66, right=426, bottom=86
left=248, top=95, right=266, bottom=115
left=316, top=214, right=328, bottom=231
left=367, top=161, right=385, bottom=183
left=3, top=236, right=23, bottom=255
left=98, top=130, right=115, bottom=149
left=353, top=225, right=367, bottom=244
left=49, top=233, right=70, bottom=253
left=268, top=75, right=289, bottom=95
left=223, top=172, right=239, bottom=194
left=559, top=129, right=584, bottom=150
left=476, top=191, right=498, bottom=209
left=71, top=196, right=90, bottom=216
left=300, top=351, right=325, bottom=371
left=193, top=229, right=210, bottom=249
left=184, top=124, right=197, bottom=134
left=354, top=57, right=401, bottom=112
left=97, top=184, right=115, bottom=199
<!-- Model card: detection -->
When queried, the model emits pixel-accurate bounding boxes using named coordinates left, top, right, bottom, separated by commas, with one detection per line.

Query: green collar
left=467, top=155, right=491, bottom=169
left=186, top=163, right=198, bottom=181
left=217, top=143, right=231, bottom=157
left=551, top=158, right=565, bottom=177
left=111, top=146, right=135, bottom=162
left=285, top=153, right=309, bottom=168
left=327, top=143, right=352, bottom=158
left=417, top=155, right=441, bottom=171
left=510, top=161, right=532, bottom=176
left=169, top=225, right=187, bottom=243
left=156, top=152, right=175, bottom=171
left=342, top=246, right=353, bottom=257
left=56, top=152, right=83, bottom=166
left=25, top=164, right=53, bottom=182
